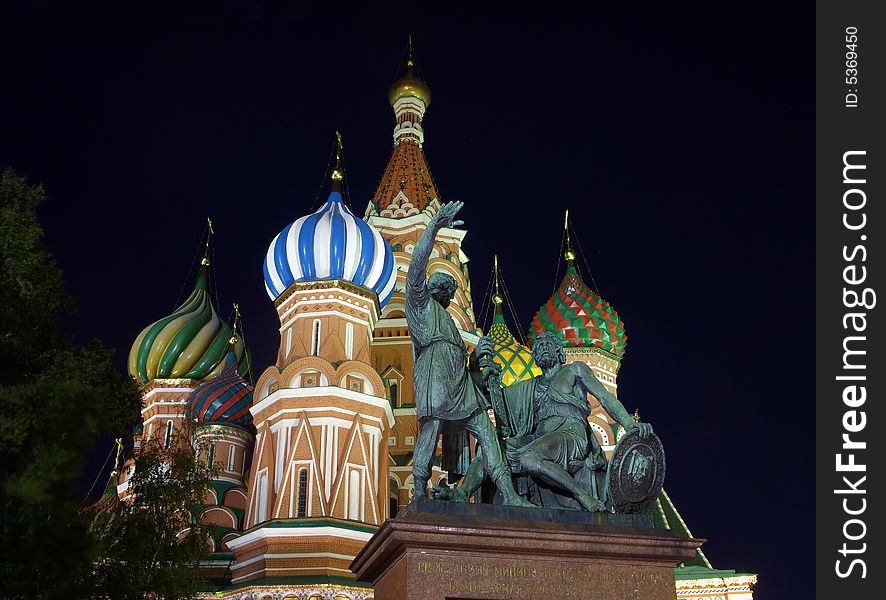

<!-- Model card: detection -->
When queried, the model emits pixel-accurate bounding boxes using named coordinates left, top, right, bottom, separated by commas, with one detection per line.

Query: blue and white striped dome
left=263, top=191, right=397, bottom=307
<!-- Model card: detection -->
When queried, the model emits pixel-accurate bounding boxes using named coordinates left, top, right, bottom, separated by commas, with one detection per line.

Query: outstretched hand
left=433, top=201, right=464, bottom=229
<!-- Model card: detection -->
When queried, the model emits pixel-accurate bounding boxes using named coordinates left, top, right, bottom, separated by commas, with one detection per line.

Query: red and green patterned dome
left=529, top=262, right=627, bottom=358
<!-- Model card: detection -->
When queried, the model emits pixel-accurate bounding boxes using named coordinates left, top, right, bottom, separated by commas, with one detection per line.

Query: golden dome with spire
left=388, top=59, right=432, bottom=107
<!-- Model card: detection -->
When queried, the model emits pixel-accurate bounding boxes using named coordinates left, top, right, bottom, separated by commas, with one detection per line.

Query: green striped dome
left=127, top=269, right=250, bottom=385
left=488, top=307, right=542, bottom=387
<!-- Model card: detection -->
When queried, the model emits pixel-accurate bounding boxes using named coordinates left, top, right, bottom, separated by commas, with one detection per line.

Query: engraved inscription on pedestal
left=412, top=556, right=674, bottom=600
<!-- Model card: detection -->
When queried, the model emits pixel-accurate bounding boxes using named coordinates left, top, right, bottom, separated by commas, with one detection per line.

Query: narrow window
left=389, top=381, right=399, bottom=406
left=164, top=420, right=173, bottom=449
left=347, top=470, right=361, bottom=520
left=311, top=319, right=321, bottom=356
left=207, top=442, right=216, bottom=467
left=227, top=446, right=236, bottom=472
left=345, top=322, right=354, bottom=360
left=297, top=468, right=309, bottom=517
left=258, top=473, right=268, bottom=523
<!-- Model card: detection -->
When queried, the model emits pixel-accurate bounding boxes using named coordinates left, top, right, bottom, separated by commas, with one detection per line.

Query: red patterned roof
left=370, top=141, right=440, bottom=217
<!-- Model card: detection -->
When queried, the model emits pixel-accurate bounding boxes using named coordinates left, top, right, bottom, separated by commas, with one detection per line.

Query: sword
left=479, top=353, right=513, bottom=439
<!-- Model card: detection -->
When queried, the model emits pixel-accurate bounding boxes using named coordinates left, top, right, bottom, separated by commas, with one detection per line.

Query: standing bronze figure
left=406, top=201, right=532, bottom=507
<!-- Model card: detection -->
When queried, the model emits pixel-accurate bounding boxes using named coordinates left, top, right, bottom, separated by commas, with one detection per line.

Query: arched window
left=297, top=468, right=309, bottom=517
left=389, top=381, right=399, bottom=406
left=207, top=442, right=216, bottom=467
left=163, top=420, right=173, bottom=449
left=311, top=320, right=321, bottom=356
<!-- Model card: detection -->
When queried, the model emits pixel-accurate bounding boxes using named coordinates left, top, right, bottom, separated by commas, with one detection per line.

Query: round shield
left=606, top=430, right=665, bottom=514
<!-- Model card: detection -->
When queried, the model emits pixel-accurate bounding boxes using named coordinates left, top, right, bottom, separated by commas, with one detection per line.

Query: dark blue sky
left=1, top=3, right=813, bottom=598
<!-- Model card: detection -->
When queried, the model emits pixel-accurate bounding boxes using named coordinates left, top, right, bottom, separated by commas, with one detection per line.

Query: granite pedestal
left=350, top=498, right=704, bottom=600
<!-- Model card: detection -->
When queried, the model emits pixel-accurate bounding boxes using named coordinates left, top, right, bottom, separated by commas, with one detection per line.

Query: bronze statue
left=434, top=331, right=653, bottom=512
left=406, top=201, right=532, bottom=507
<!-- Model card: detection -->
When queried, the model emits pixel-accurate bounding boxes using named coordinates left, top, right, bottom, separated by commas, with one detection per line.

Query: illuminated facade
left=115, top=50, right=755, bottom=600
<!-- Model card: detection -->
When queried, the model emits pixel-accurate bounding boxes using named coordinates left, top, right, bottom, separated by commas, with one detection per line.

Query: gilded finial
left=492, top=255, right=504, bottom=305
left=632, top=408, right=641, bottom=423
left=331, top=131, right=344, bottom=183
left=388, top=35, right=431, bottom=107
left=564, top=209, right=576, bottom=262
left=200, top=217, right=213, bottom=267
left=494, top=255, right=500, bottom=295
left=110, top=437, right=123, bottom=478
left=229, top=303, right=241, bottom=345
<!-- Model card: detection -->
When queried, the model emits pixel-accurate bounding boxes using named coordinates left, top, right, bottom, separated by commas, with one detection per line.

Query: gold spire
left=564, top=210, right=576, bottom=262
left=109, top=437, right=123, bottom=478
left=492, top=254, right=504, bottom=306
left=632, top=408, right=641, bottom=423
left=201, top=217, right=213, bottom=267
left=229, top=303, right=241, bottom=345
left=331, top=131, right=344, bottom=184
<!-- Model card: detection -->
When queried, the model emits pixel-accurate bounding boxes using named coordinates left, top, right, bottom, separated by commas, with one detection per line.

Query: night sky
left=1, top=3, right=813, bottom=598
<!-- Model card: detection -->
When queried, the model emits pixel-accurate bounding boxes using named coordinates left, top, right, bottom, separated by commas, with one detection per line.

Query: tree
left=0, top=168, right=142, bottom=598
left=88, top=420, right=216, bottom=600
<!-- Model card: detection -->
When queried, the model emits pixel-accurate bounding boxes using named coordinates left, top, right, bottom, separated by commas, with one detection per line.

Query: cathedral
left=115, top=51, right=757, bottom=600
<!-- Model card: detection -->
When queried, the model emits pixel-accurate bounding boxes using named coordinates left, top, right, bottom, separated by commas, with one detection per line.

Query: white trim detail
left=231, top=565, right=354, bottom=583
left=231, top=551, right=356, bottom=571
left=141, top=388, right=195, bottom=401
left=252, top=386, right=394, bottom=427
left=224, top=525, right=374, bottom=551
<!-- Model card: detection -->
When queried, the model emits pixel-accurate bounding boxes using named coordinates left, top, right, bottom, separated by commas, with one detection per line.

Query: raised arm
left=571, top=361, right=652, bottom=437
left=406, top=201, right=465, bottom=301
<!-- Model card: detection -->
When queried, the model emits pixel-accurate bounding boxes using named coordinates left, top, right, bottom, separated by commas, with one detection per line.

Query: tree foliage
left=88, top=421, right=216, bottom=600
left=0, top=169, right=142, bottom=598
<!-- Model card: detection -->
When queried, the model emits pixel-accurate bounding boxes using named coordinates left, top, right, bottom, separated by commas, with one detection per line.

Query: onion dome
left=128, top=266, right=250, bottom=385
left=529, top=258, right=627, bottom=358
left=388, top=58, right=431, bottom=108
left=263, top=170, right=397, bottom=307
left=488, top=302, right=542, bottom=387
left=188, top=352, right=253, bottom=428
